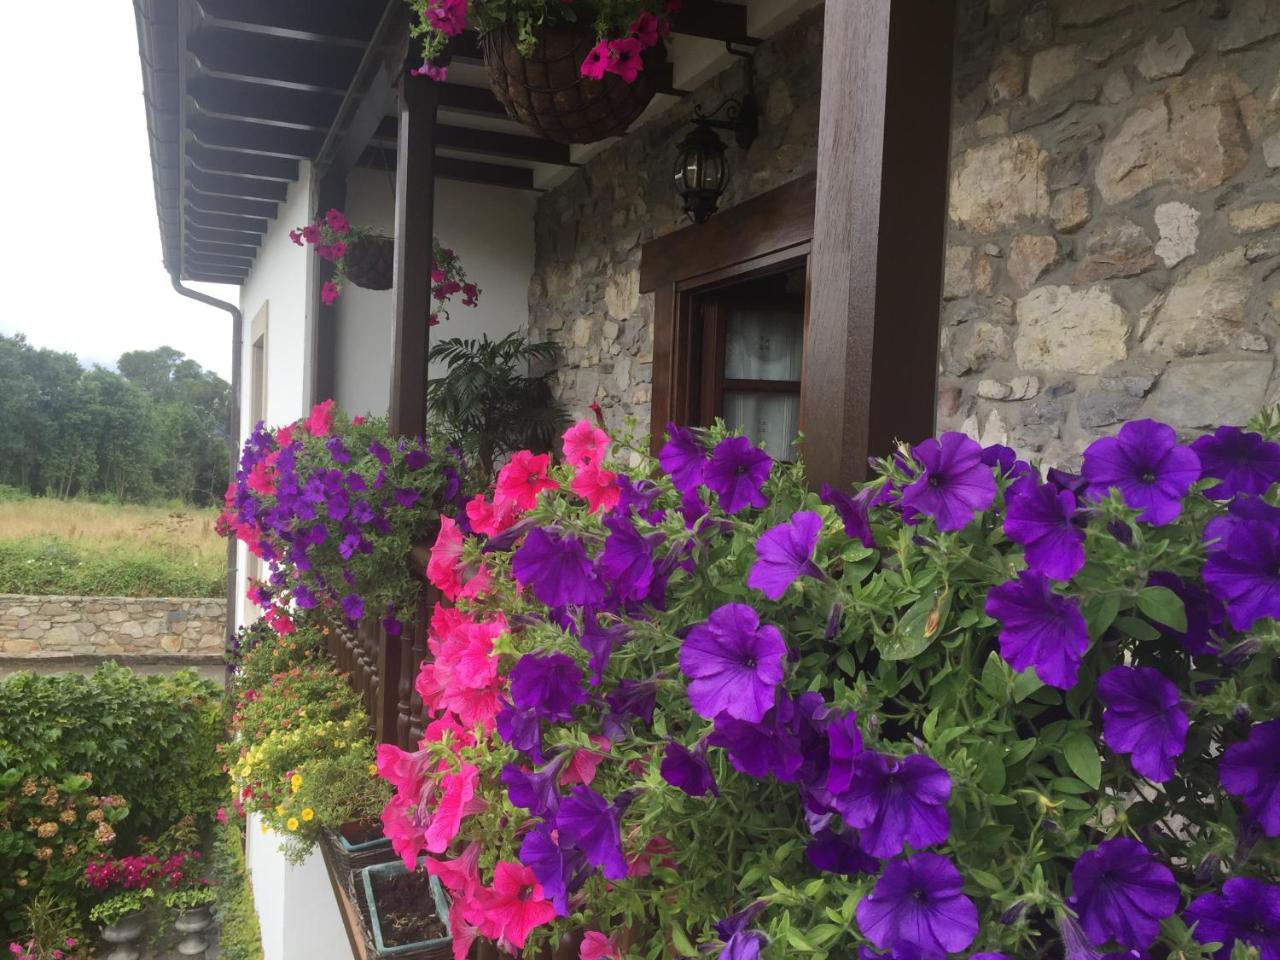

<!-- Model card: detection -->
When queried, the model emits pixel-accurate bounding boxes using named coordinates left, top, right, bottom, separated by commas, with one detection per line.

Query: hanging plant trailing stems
left=290, top=209, right=479, bottom=326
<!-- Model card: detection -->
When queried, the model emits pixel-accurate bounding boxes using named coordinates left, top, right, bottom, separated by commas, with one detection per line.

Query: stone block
left=1058, top=0, right=1134, bottom=26
left=1136, top=28, right=1194, bottom=81
left=1078, top=388, right=1142, bottom=427
left=1142, top=249, right=1252, bottom=356
left=1144, top=358, right=1273, bottom=427
left=1074, top=218, right=1156, bottom=282
left=1028, top=46, right=1081, bottom=102
left=1014, top=285, right=1129, bottom=374
left=1008, top=235, right=1060, bottom=290
left=1229, top=202, right=1280, bottom=235
left=950, top=135, right=1050, bottom=234
left=965, top=323, right=1013, bottom=372
left=1218, top=0, right=1280, bottom=52
left=988, top=51, right=1026, bottom=104
left=944, top=246, right=975, bottom=300
left=1154, top=202, right=1200, bottom=268
left=1265, top=131, right=1280, bottom=170
left=1050, top=187, right=1091, bottom=232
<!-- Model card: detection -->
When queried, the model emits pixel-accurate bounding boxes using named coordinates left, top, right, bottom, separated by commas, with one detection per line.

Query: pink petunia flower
left=424, top=764, right=485, bottom=853
left=629, top=11, right=664, bottom=47
left=324, top=208, right=350, bottom=233
left=427, top=517, right=492, bottom=601
left=562, top=419, right=610, bottom=468
left=580, top=40, right=610, bottom=80
left=477, top=862, right=557, bottom=949
left=580, top=931, right=621, bottom=960
left=561, top=736, right=612, bottom=787
left=570, top=464, right=620, bottom=514
left=425, top=0, right=468, bottom=35
left=606, top=38, right=645, bottom=83
left=495, top=451, right=557, bottom=511
left=466, top=493, right=522, bottom=536
left=304, top=398, right=335, bottom=436
left=321, top=280, right=340, bottom=305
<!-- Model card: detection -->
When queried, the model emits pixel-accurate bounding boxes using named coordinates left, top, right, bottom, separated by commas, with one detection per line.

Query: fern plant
left=427, top=332, right=568, bottom=480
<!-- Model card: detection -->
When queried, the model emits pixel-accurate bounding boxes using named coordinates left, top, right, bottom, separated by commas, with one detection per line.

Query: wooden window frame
left=640, top=173, right=815, bottom=452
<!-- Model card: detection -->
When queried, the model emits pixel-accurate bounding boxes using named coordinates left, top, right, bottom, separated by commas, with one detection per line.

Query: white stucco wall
left=244, top=814, right=350, bottom=960
left=333, top=171, right=537, bottom=418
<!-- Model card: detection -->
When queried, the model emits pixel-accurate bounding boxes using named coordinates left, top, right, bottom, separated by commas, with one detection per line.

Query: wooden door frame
left=640, top=173, right=815, bottom=452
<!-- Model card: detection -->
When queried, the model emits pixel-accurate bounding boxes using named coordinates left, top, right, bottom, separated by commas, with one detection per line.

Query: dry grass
left=0, top=498, right=226, bottom=597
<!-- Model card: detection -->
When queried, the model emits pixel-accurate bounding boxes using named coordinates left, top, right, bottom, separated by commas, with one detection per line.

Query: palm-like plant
left=427, top=332, right=568, bottom=480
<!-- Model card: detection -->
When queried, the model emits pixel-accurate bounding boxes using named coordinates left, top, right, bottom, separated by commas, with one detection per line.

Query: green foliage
left=0, top=335, right=230, bottom=505
left=9, top=890, right=86, bottom=960
left=160, top=887, right=215, bottom=911
left=0, top=665, right=224, bottom=843
left=0, top=537, right=224, bottom=597
left=87, top=889, right=155, bottom=928
left=428, top=332, right=568, bottom=479
left=211, top=821, right=263, bottom=960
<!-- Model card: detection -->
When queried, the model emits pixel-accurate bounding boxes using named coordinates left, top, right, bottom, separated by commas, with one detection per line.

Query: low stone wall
left=0, top=594, right=225, bottom=659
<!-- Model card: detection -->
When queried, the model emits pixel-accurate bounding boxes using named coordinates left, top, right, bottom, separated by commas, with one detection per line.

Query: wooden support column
left=802, top=1, right=956, bottom=488
left=307, top=170, right=346, bottom=406
left=388, top=71, right=438, bottom=439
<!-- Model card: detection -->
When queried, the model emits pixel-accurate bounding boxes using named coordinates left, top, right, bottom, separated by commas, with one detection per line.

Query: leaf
left=670, top=925, right=697, bottom=957
left=1082, top=593, right=1121, bottom=639
left=1011, top=669, right=1043, bottom=702
left=968, top=868, right=1004, bottom=891
left=880, top=591, right=949, bottom=661
left=1115, top=615, right=1162, bottom=643
left=980, top=652, right=1007, bottom=701
left=1061, top=734, right=1102, bottom=789
left=1136, top=586, right=1187, bottom=633
left=977, top=744, right=1007, bottom=793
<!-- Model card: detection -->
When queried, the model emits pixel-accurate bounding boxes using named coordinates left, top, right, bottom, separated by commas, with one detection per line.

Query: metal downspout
left=170, top=277, right=243, bottom=665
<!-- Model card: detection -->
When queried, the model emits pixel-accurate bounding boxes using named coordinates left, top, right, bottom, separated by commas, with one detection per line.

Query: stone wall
left=941, top=0, right=1280, bottom=465
left=528, top=5, right=824, bottom=432
left=0, top=595, right=225, bottom=660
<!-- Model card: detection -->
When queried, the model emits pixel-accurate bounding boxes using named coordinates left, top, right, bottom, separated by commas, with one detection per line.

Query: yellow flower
left=287, top=817, right=299, bottom=831
left=275, top=805, right=285, bottom=816
left=302, top=808, right=314, bottom=822
left=290, top=774, right=302, bottom=793
left=368, top=763, right=378, bottom=776
left=259, top=821, right=268, bottom=835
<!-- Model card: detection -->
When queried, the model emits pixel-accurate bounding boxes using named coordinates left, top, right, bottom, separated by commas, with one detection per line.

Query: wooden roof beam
left=188, top=28, right=362, bottom=94
left=188, top=115, right=324, bottom=159
left=187, top=75, right=341, bottom=132
left=372, top=117, right=573, bottom=165
left=358, top=146, right=537, bottom=190
left=670, top=1, right=761, bottom=45
left=193, top=0, right=383, bottom=46
left=186, top=224, right=263, bottom=248
left=185, top=186, right=279, bottom=219
left=186, top=167, right=289, bottom=202
left=182, top=248, right=255, bottom=269
left=187, top=142, right=299, bottom=181
left=185, top=237, right=260, bottom=258
left=184, top=206, right=269, bottom=233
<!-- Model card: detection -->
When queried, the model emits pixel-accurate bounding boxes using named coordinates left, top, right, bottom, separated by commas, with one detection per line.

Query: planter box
left=359, top=859, right=452, bottom=960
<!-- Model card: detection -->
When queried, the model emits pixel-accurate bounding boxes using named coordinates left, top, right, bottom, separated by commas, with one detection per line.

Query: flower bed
left=364, top=413, right=1279, bottom=960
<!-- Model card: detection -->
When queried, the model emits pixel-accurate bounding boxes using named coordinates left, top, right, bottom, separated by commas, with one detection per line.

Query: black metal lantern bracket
left=691, top=42, right=760, bottom=150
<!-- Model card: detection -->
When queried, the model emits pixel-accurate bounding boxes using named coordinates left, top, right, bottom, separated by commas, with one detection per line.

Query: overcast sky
left=0, top=5, right=236, bottom=380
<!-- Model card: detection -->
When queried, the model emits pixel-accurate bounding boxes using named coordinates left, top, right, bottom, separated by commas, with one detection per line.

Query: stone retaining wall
left=0, top=595, right=225, bottom=659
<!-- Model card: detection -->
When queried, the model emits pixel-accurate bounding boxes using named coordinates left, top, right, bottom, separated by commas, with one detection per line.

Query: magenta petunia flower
left=900, top=432, right=997, bottom=532
left=680, top=603, right=786, bottom=722
left=658, top=423, right=708, bottom=495
left=831, top=752, right=951, bottom=858
left=985, top=570, right=1090, bottom=690
left=703, top=436, right=772, bottom=515
left=512, top=528, right=602, bottom=609
left=660, top=739, right=719, bottom=797
left=1203, top=498, right=1280, bottom=632
left=1186, top=876, right=1280, bottom=960
left=554, top=786, right=628, bottom=879
left=1068, top=838, right=1179, bottom=950
left=510, top=652, right=588, bottom=722
left=819, top=483, right=876, bottom=548
left=1097, top=666, right=1188, bottom=782
left=856, top=853, right=978, bottom=957
left=1220, top=719, right=1280, bottom=836
left=1004, top=477, right=1086, bottom=581
left=1191, top=425, right=1280, bottom=500
left=1082, top=419, right=1200, bottom=526
left=747, top=511, right=823, bottom=600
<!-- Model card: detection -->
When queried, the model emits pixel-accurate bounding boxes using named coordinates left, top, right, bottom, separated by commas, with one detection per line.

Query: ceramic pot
left=173, top=905, right=213, bottom=957
left=100, top=911, right=146, bottom=960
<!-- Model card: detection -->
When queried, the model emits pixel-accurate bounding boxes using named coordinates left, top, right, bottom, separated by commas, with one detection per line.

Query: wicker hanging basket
left=480, top=21, right=665, bottom=145
left=343, top=235, right=395, bottom=291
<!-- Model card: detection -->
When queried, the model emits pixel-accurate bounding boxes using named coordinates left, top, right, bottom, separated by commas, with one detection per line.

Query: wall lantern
left=673, top=94, right=759, bottom=225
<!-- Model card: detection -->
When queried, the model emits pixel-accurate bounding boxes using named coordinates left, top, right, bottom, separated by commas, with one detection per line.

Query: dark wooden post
left=381, top=69, right=438, bottom=745
left=802, top=1, right=956, bottom=488
left=307, top=171, right=346, bottom=406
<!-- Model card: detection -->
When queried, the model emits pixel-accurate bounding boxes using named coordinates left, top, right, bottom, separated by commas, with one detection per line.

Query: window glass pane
left=724, top=390, right=800, bottom=461
left=722, top=269, right=805, bottom=381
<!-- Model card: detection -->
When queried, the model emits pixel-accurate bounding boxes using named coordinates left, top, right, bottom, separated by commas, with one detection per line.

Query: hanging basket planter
left=480, top=21, right=665, bottom=145
left=343, top=234, right=395, bottom=291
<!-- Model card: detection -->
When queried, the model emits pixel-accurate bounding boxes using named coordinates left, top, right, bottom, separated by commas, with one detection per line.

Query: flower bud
left=1000, top=901, right=1027, bottom=925
left=825, top=603, right=844, bottom=641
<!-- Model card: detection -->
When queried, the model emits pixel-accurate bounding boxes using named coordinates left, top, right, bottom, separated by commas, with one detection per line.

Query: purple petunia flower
left=820, top=483, right=876, bottom=548
left=831, top=752, right=951, bottom=858
left=985, top=570, right=1090, bottom=690
left=326, top=436, right=351, bottom=464
left=720, top=932, right=767, bottom=960
left=512, top=528, right=602, bottom=609
left=1082, top=419, right=1200, bottom=526
left=680, top=603, right=787, bottom=722
left=981, top=443, right=1033, bottom=479
left=603, top=679, right=657, bottom=739
left=748, top=511, right=824, bottom=600
left=368, top=440, right=391, bottom=465
left=1220, top=719, right=1280, bottom=836
left=900, top=432, right=997, bottom=532
left=554, top=786, right=628, bottom=880
left=340, top=593, right=364, bottom=622
left=1068, top=838, right=1179, bottom=950
left=405, top=449, right=429, bottom=470
left=598, top=514, right=662, bottom=603
left=1192, top=426, right=1280, bottom=500
left=825, top=709, right=864, bottom=797
left=502, top=754, right=567, bottom=819
left=659, top=424, right=709, bottom=496
left=1097, top=666, right=1188, bottom=783
left=1203, top=498, right=1280, bottom=633
left=1186, top=876, right=1280, bottom=960
left=1004, top=477, right=1086, bottom=581
left=704, top=436, right=772, bottom=515
left=661, top=739, right=719, bottom=797
left=856, top=853, right=978, bottom=957
left=393, top=487, right=421, bottom=508
left=510, top=652, right=588, bottom=722
left=497, top=703, right=544, bottom=763
left=805, top=827, right=878, bottom=876
left=709, top=698, right=804, bottom=782
left=518, top=822, right=585, bottom=916
left=579, top=613, right=630, bottom=686
left=1147, top=572, right=1223, bottom=657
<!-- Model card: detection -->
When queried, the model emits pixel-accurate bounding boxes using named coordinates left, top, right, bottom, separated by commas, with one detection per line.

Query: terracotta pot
left=481, top=21, right=664, bottom=144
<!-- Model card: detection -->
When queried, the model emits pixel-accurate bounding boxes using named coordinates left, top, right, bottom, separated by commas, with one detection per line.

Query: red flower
left=580, top=40, right=610, bottom=80
left=324, top=208, right=350, bottom=233
left=606, top=37, right=645, bottom=83
left=495, top=451, right=557, bottom=511
left=321, top=281, right=340, bottom=305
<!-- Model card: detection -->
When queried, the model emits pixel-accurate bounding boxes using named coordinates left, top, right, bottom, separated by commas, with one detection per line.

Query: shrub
left=211, top=821, right=262, bottom=960
left=373, top=414, right=1279, bottom=960
left=0, top=537, right=224, bottom=597
left=0, top=665, right=223, bottom=842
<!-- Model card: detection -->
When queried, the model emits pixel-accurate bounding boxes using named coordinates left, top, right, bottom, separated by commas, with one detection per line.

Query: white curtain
left=722, top=306, right=803, bottom=459
left=725, top=391, right=800, bottom=461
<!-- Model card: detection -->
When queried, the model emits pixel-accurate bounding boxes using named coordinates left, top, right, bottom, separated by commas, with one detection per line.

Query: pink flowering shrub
left=404, top=0, right=679, bottom=83
left=371, top=411, right=1279, bottom=960
left=290, top=209, right=478, bottom=323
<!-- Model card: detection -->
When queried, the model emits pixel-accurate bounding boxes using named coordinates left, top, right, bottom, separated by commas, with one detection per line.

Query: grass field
left=0, top=495, right=226, bottom=597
